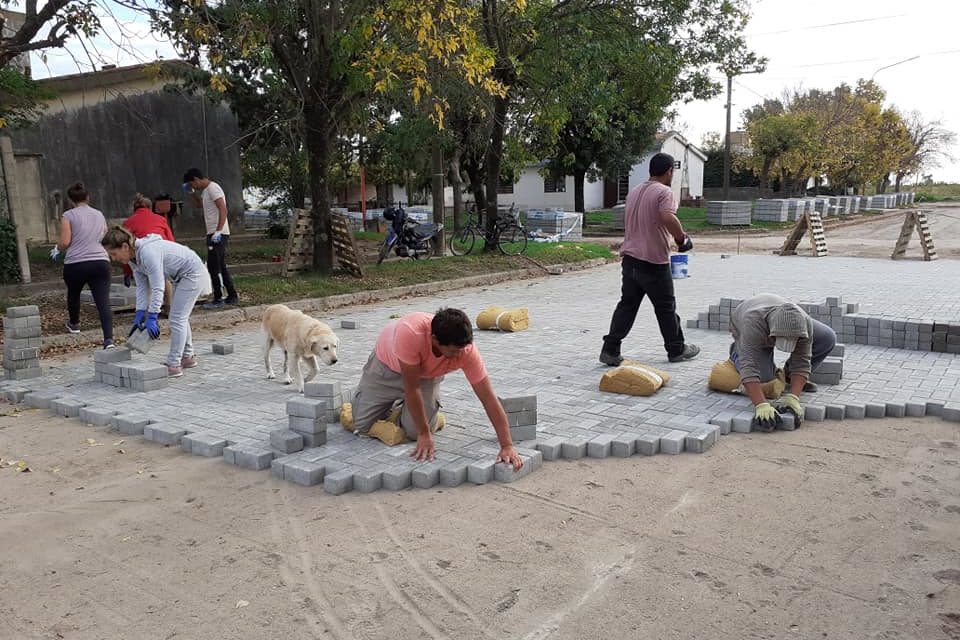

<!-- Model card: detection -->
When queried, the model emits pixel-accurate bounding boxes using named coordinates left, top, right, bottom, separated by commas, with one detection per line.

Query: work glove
left=777, top=392, right=804, bottom=427
left=752, top=401, right=782, bottom=432
left=123, top=274, right=132, bottom=288
left=145, top=312, right=161, bottom=339
left=677, top=235, right=693, bottom=253
left=182, top=182, right=193, bottom=194
left=211, top=231, right=223, bottom=244
left=129, top=310, right=146, bottom=337
left=50, top=246, right=61, bottom=261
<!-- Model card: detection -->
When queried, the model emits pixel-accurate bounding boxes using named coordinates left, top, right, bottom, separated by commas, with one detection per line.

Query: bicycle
left=448, top=203, right=528, bottom=256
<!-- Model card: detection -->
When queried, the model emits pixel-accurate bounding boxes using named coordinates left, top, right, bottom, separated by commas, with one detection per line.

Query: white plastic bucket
left=670, top=254, right=689, bottom=279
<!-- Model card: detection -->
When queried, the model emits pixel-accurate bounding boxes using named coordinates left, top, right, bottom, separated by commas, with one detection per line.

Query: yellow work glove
left=753, top=402, right=782, bottom=433
left=777, top=393, right=804, bottom=426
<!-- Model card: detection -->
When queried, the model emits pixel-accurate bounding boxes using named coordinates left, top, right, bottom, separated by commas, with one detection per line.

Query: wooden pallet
left=891, top=210, right=937, bottom=261
left=779, top=211, right=828, bottom=257
left=282, top=208, right=364, bottom=278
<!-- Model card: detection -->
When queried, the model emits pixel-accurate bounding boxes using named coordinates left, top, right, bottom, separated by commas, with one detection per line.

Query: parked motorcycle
left=376, top=205, right=444, bottom=264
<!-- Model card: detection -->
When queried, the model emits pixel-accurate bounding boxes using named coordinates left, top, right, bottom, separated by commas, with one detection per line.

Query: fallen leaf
left=85, top=438, right=102, bottom=446
left=121, top=536, right=131, bottom=542
left=113, top=440, right=125, bottom=446
left=16, top=461, right=31, bottom=473
left=235, top=600, right=249, bottom=609
left=137, top=470, right=144, bottom=475
left=51, top=467, right=61, bottom=474
left=117, top=449, right=125, bottom=454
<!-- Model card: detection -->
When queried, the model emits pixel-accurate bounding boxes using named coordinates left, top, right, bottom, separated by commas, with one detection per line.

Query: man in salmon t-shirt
left=600, top=152, right=699, bottom=366
left=351, top=308, right=523, bottom=469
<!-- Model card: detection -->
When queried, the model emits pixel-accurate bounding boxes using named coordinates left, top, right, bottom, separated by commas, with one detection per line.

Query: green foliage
left=0, top=217, right=22, bottom=284
left=0, top=68, right=53, bottom=128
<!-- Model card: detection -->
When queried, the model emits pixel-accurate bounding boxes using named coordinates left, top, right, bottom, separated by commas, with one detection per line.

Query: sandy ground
left=2, top=387, right=959, bottom=639
left=691, top=203, right=960, bottom=259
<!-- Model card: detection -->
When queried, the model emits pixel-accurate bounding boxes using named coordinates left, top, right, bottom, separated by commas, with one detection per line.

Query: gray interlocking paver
left=9, top=254, right=960, bottom=493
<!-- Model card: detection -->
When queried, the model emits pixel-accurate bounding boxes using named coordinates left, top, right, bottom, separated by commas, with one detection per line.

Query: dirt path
left=692, top=203, right=960, bottom=259
left=2, top=396, right=958, bottom=638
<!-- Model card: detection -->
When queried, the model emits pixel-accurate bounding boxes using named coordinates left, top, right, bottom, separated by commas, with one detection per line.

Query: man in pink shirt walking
left=352, top=308, right=523, bottom=469
left=600, top=152, right=699, bottom=366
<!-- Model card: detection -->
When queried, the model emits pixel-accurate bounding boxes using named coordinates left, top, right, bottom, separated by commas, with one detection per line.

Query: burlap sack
left=599, top=362, right=671, bottom=397
left=368, top=420, right=408, bottom=446
left=707, top=359, right=785, bottom=400
left=340, top=402, right=355, bottom=431
left=476, top=306, right=529, bottom=332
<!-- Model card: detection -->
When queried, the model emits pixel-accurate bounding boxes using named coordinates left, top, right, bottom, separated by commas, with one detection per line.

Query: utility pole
left=722, top=68, right=764, bottom=200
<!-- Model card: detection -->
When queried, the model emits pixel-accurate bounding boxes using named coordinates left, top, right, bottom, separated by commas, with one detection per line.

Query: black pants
left=206, top=234, right=237, bottom=301
left=602, top=255, right=684, bottom=358
left=63, top=259, right=113, bottom=341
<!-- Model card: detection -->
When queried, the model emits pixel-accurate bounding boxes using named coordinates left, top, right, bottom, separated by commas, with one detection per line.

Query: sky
left=27, top=0, right=960, bottom=183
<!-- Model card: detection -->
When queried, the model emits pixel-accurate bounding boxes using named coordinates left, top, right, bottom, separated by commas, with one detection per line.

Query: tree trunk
left=483, top=94, right=509, bottom=250
left=894, top=172, right=905, bottom=191
left=304, top=104, right=334, bottom=274
left=430, top=140, right=444, bottom=256
left=573, top=167, right=586, bottom=214
left=449, top=148, right=465, bottom=232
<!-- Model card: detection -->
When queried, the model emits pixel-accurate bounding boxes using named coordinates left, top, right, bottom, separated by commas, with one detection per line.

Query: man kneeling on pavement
left=348, top=308, right=523, bottom=470
left=727, top=294, right=837, bottom=431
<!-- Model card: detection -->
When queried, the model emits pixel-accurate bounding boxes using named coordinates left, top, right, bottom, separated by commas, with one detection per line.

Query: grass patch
left=915, top=183, right=960, bottom=202
left=233, top=241, right=613, bottom=305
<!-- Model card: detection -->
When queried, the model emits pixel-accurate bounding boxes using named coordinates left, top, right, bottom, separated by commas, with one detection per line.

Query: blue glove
left=182, top=182, right=193, bottom=193
left=129, top=310, right=146, bottom=337
left=146, top=312, right=161, bottom=339
left=123, top=274, right=132, bottom=287
left=50, top=246, right=61, bottom=261
left=211, top=231, right=223, bottom=244
left=677, top=235, right=693, bottom=253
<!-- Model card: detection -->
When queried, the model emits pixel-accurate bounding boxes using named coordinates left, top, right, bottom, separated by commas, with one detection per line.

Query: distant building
left=9, top=60, right=243, bottom=237
left=606, top=131, right=707, bottom=207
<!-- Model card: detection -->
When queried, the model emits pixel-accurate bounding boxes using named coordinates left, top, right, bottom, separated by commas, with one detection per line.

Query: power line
left=747, top=14, right=908, bottom=37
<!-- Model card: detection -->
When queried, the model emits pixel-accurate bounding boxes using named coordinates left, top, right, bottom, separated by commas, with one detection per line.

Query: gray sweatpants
left=352, top=352, right=442, bottom=439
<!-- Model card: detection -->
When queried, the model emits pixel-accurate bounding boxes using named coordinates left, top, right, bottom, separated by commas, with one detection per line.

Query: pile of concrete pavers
left=80, top=282, right=137, bottom=309
left=706, top=201, right=752, bottom=226
left=3, top=305, right=42, bottom=381
left=93, top=347, right=168, bottom=391
left=810, top=345, right=844, bottom=386
left=787, top=198, right=815, bottom=221
left=501, top=395, right=537, bottom=441
left=752, top=199, right=790, bottom=222
left=287, top=380, right=345, bottom=446
left=689, top=294, right=959, bottom=355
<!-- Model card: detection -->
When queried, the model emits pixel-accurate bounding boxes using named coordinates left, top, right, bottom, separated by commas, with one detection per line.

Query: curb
left=39, top=258, right=611, bottom=352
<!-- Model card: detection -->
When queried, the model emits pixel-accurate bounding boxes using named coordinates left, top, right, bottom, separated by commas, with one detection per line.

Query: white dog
left=260, top=304, right=339, bottom=392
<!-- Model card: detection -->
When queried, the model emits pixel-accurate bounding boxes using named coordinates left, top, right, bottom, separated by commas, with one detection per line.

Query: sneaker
left=65, top=321, right=81, bottom=334
left=166, top=365, right=183, bottom=378
left=202, top=300, right=225, bottom=310
left=224, top=296, right=240, bottom=305
left=180, top=355, right=198, bottom=369
left=599, top=351, right=624, bottom=367
left=103, top=340, right=116, bottom=350
left=668, top=343, right=700, bottom=363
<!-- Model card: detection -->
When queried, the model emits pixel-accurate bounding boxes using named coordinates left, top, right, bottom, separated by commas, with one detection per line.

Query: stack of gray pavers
left=810, top=344, right=844, bottom=386
left=81, top=282, right=137, bottom=309
left=787, top=199, right=814, bottom=222
left=3, top=305, right=42, bottom=381
left=94, top=348, right=168, bottom=392
left=752, top=199, right=790, bottom=222
left=526, top=210, right=583, bottom=241
left=840, top=314, right=960, bottom=353
left=611, top=204, right=626, bottom=231
left=868, top=194, right=896, bottom=209
left=706, top=201, right=751, bottom=226
left=827, top=196, right=850, bottom=217
left=500, top=395, right=537, bottom=442
left=811, top=197, right=830, bottom=214
left=290, top=380, right=343, bottom=446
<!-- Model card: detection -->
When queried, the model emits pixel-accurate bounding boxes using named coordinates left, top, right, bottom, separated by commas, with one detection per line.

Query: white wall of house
left=627, top=133, right=706, bottom=203
left=508, top=169, right=604, bottom=211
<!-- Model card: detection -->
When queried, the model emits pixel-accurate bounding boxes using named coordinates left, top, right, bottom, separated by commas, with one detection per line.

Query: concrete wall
left=10, top=91, right=243, bottom=236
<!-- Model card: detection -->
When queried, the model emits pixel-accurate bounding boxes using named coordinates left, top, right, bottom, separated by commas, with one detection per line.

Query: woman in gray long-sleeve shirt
left=101, top=227, right=211, bottom=377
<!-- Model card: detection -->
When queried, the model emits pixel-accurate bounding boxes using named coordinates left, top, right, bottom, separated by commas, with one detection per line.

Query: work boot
left=668, top=343, right=700, bottom=363
left=599, top=351, right=624, bottom=367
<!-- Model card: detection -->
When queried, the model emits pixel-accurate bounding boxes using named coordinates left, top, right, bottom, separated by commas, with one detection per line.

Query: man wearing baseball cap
left=728, top=294, right=837, bottom=430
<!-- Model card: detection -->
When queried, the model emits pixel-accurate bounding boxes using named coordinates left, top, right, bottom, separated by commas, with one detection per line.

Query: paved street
left=5, top=252, right=960, bottom=494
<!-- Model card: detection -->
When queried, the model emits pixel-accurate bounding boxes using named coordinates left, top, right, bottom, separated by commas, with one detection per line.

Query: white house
left=619, top=131, right=706, bottom=205
left=502, top=162, right=605, bottom=211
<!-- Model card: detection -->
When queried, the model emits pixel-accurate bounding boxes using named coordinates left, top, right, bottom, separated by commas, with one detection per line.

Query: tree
left=895, top=112, right=957, bottom=190
left=153, top=0, right=505, bottom=273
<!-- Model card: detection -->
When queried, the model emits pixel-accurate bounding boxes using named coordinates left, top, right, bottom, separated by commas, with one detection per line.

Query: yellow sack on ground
left=340, top=402, right=355, bottom=431
left=368, top=420, right=408, bottom=446
left=476, top=306, right=529, bottom=332
left=599, top=361, right=671, bottom=397
left=707, top=359, right=785, bottom=399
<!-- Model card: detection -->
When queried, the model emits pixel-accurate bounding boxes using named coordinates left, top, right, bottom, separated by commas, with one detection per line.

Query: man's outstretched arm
left=471, top=376, right=523, bottom=470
